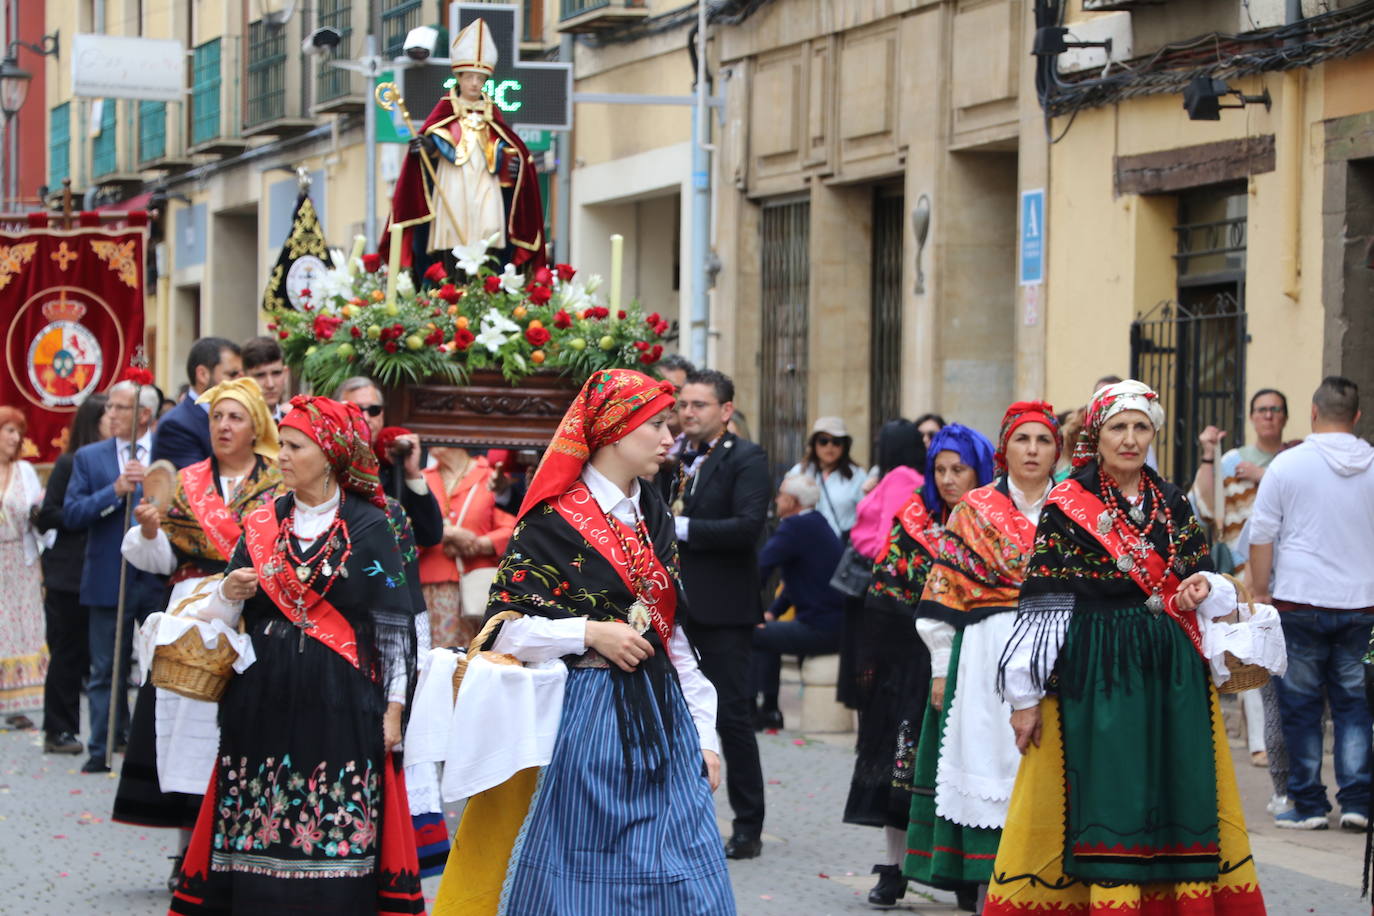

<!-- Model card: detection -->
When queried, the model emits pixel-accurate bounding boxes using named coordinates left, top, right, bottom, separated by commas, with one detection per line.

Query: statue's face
left=457, top=71, right=485, bottom=102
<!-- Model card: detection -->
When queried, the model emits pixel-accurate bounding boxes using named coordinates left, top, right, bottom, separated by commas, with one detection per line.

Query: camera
left=403, top=26, right=439, bottom=61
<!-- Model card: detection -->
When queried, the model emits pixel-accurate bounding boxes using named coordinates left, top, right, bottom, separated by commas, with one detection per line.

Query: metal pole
left=363, top=33, right=378, bottom=251
left=555, top=34, right=573, bottom=265
left=689, top=0, right=710, bottom=367
left=106, top=383, right=143, bottom=769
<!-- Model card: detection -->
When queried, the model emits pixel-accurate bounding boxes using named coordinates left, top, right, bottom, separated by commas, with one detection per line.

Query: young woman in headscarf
left=431, top=369, right=733, bottom=916
left=985, top=380, right=1265, bottom=915
left=903, top=403, right=1060, bottom=909
left=115, top=377, right=286, bottom=887
left=168, top=396, right=424, bottom=916
left=847, top=423, right=995, bottom=910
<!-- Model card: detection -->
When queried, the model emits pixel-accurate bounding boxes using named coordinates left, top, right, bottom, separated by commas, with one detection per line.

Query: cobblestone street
left=0, top=679, right=1364, bottom=915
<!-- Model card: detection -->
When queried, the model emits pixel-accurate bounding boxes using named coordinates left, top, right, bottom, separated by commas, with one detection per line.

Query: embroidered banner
left=0, top=223, right=148, bottom=461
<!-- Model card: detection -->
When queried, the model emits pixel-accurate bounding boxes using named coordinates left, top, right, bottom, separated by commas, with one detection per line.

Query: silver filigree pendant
left=1097, top=512, right=1113, bottom=536
left=340, top=565, right=349, bottom=579
left=321, top=562, right=333, bottom=578
left=1116, top=554, right=1135, bottom=572
left=1146, top=593, right=1165, bottom=615
left=1129, top=505, right=1146, bottom=525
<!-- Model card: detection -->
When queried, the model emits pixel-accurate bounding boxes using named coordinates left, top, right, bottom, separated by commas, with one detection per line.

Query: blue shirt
left=758, top=510, right=845, bottom=631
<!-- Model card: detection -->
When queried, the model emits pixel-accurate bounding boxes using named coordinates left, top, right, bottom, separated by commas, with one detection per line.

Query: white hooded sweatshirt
left=1249, top=432, right=1374, bottom=608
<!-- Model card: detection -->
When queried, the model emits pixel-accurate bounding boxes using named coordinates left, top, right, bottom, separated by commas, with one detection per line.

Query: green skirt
left=904, top=631, right=1000, bottom=888
left=1057, top=604, right=1220, bottom=884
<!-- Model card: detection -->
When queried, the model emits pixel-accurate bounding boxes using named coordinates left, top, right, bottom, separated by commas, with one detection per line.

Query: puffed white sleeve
left=997, top=594, right=1073, bottom=711
left=916, top=618, right=956, bottom=678
left=1195, top=572, right=1238, bottom=620
left=669, top=623, right=720, bottom=755
left=489, top=616, right=587, bottom=663
left=120, top=525, right=178, bottom=576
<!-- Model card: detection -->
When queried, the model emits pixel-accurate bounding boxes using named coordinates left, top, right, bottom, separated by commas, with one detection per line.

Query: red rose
left=350, top=326, right=362, bottom=338
left=525, top=325, right=551, bottom=347
left=655, top=320, right=670, bottom=336
left=424, top=262, right=448, bottom=282
left=383, top=340, right=399, bottom=353
left=278, top=330, right=290, bottom=340
left=553, top=309, right=573, bottom=329
left=453, top=327, right=476, bottom=350
left=587, top=306, right=610, bottom=320
left=527, top=284, right=552, bottom=306
left=555, top=263, right=576, bottom=282
left=617, top=310, right=626, bottom=320
left=393, top=323, right=404, bottom=333
left=533, top=266, right=553, bottom=286
left=633, top=340, right=650, bottom=352
left=484, top=275, right=501, bottom=293
left=312, top=314, right=344, bottom=340
left=650, top=344, right=663, bottom=360
left=266, top=322, right=277, bottom=331
left=436, top=283, right=461, bottom=304
left=646, top=312, right=661, bottom=326
left=361, top=253, right=383, bottom=273
left=639, top=352, right=656, bottom=365
left=425, top=328, right=444, bottom=346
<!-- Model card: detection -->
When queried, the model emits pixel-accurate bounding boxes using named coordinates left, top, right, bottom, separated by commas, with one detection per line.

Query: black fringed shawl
left=998, top=461, right=1211, bottom=699
left=478, top=483, right=687, bottom=782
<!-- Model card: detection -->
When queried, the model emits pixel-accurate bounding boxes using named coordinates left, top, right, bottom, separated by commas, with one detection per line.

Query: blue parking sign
left=1020, top=188, right=1045, bottom=286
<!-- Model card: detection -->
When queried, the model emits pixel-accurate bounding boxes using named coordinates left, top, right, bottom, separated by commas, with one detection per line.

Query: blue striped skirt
left=498, top=667, right=736, bottom=915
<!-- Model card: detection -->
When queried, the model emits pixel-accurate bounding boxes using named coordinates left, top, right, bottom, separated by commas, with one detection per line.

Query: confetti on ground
left=818, top=872, right=830, bottom=879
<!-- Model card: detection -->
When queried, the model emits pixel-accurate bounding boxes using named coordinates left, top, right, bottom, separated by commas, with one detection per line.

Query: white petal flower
left=498, top=263, right=525, bottom=296
left=475, top=308, right=521, bottom=353
left=451, top=233, right=501, bottom=276
left=555, top=276, right=592, bottom=312
left=395, top=269, right=415, bottom=297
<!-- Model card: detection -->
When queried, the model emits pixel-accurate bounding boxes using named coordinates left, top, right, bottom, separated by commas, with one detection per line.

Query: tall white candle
left=609, top=233, right=624, bottom=314
left=385, top=226, right=403, bottom=313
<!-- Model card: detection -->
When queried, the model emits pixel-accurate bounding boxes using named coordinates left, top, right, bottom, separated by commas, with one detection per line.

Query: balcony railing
left=246, top=20, right=288, bottom=128
left=92, top=100, right=118, bottom=178
left=138, top=100, right=166, bottom=165
left=558, top=0, right=648, bottom=33
left=381, top=0, right=424, bottom=58
left=50, top=102, right=70, bottom=186
left=316, top=0, right=360, bottom=111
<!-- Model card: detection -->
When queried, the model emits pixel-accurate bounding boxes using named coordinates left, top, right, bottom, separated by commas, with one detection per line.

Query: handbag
left=829, top=540, right=873, bottom=598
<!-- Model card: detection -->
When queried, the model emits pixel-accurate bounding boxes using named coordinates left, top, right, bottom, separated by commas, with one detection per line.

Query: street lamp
left=0, top=55, right=32, bottom=121
left=0, top=31, right=60, bottom=208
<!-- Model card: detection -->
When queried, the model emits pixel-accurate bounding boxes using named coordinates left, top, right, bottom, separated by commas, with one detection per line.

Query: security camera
left=403, top=26, right=439, bottom=61
left=301, top=27, right=342, bottom=55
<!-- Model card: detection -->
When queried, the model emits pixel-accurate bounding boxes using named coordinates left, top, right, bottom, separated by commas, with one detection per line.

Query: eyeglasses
left=1253, top=406, right=1285, bottom=416
left=358, top=405, right=384, bottom=417
left=677, top=400, right=719, bottom=411
left=814, top=435, right=845, bottom=447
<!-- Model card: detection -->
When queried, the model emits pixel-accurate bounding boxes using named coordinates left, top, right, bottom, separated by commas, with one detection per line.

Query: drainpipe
left=1278, top=70, right=1302, bottom=301
left=555, top=34, right=573, bottom=264
left=689, top=0, right=711, bottom=367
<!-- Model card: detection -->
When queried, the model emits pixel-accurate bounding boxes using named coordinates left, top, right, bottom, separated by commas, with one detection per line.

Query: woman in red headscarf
left=900, top=403, right=1061, bottom=906
left=168, top=396, right=424, bottom=916
left=431, top=369, right=734, bottom=916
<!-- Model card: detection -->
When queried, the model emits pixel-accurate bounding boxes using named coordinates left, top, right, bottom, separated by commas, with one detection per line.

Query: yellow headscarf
left=196, top=377, right=280, bottom=460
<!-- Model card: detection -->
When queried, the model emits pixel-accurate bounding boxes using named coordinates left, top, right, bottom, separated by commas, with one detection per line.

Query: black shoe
left=755, top=707, right=783, bottom=731
left=5, top=713, right=35, bottom=730
left=723, top=833, right=763, bottom=859
left=81, top=756, right=111, bottom=774
left=955, top=885, right=978, bottom=912
left=167, top=853, right=184, bottom=894
left=867, top=864, right=907, bottom=908
left=43, top=731, right=83, bottom=755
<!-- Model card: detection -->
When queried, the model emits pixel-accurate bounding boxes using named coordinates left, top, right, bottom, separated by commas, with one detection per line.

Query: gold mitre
left=451, top=18, right=498, bottom=75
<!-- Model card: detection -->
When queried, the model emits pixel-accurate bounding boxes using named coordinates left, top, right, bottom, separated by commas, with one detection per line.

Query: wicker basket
left=451, top=610, right=524, bottom=701
left=149, top=577, right=240, bottom=702
left=1215, top=574, right=1271, bottom=695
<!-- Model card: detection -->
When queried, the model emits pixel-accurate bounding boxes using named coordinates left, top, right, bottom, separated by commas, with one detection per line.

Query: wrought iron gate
left=870, top=190, right=904, bottom=432
left=759, top=198, right=811, bottom=486
left=1130, top=291, right=1248, bottom=486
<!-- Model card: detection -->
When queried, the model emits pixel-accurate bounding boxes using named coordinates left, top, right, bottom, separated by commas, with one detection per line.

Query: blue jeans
left=87, top=605, right=137, bottom=762
left=751, top=619, right=842, bottom=705
left=1273, top=607, right=1374, bottom=818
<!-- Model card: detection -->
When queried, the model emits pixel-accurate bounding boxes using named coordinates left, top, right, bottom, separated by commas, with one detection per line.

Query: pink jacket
left=849, top=467, right=924, bottom=559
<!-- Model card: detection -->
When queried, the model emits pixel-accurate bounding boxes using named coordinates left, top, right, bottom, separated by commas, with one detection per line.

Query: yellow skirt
left=432, top=768, right=539, bottom=916
left=984, top=694, right=1266, bottom=915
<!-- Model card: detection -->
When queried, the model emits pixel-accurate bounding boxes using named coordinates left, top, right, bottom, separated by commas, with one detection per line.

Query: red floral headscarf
left=280, top=395, right=387, bottom=508
left=1073, top=379, right=1166, bottom=468
left=995, top=400, right=1060, bottom=472
left=518, top=369, right=678, bottom=519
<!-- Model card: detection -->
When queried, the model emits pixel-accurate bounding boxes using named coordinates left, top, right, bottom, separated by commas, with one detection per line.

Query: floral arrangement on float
left=269, top=233, right=671, bottom=396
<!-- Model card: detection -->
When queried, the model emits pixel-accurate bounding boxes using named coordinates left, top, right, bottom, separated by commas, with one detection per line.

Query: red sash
left=180, top=458, right=244, bottom=562
left=963, top=485, right=1036, bottom=556
left=898, top=497, right=939, bottom=554
left=549, top=481, right=676, bottom=648
left=241, top=503, right=361, bottom=668
left=1048, top=480, right=1203, bottom=657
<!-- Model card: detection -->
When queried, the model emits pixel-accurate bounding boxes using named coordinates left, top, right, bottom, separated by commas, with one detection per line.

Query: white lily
left=395, top=269, right=415, bottom=297
left=555, top=274, right=594, bottom=312
left=451, top=233, right=501, bottom=275
left=497, top=263, right=525, bottom=296
left=476, top=308, right=521, bottom=353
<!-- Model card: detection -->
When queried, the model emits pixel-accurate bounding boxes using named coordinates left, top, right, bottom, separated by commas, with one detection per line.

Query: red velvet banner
left=0, top=225, right=147, bottom=462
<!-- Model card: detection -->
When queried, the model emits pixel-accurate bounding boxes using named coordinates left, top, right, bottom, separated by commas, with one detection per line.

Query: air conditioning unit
left=1058, top=12, right=1135, bottom=74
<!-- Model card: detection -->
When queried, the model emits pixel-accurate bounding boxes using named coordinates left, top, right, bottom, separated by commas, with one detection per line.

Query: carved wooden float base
left=384, top=370, right=578, bottom=449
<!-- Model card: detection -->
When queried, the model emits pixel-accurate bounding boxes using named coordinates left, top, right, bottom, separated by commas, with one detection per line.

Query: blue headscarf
left=922, top=423, right=996, bottom=517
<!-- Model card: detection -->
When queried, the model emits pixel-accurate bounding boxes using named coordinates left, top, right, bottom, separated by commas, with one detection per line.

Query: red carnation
left=119, top=367, right=154, bottom=386
left=312, top=314, right=344, bottom=341
left=361, top=253, right=383, bottom=273
left=587, top=306, right=610, bottom=320
left=555, top=263, right=576, bottom=283
left=527, top=284, right=552, bottom=306
left=393, top=323, right=404, bottom=333
left=650, top=344, right=663, bottom=360
left=639, top=352, right=657, bottom=365
left=484, top=275, right=502, bottom=293
left=453, top=327, right=476, bottom=350
left=424, top=262, right=448, bottom=282
left=553, top=309, right=573, bottom=329
left=350, top=326, right=362, bottom=338
left=266, top=322, right=277, bottom=331
left=646, top=312, right=661, bottom=326
left=633, top=340, right=650, bottom=352
left=383, top=340, right=399, bottom=353
left=436, top=283, right=462, bottom=304
left=279, top=330, right=290, bottom=340
left=533, top=266, right=553, bottom=286
left=425, top=328, right=444, bottom=346
left=656, top=320, right=670, bottom=336
left=617, top=310, right=627, bottom=320
left=525, top=325, right=551, bottom=347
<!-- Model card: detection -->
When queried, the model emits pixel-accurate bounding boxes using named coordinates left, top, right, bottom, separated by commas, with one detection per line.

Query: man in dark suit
left=668, top=368, right=771, bottom=858
left=334, top=376, right=444, bottom=549
left=151, top=336, right=242, bottom=468
left=64, top=381, right=167, bottom=773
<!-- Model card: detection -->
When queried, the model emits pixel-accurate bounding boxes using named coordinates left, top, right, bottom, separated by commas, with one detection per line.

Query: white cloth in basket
left=1201, top=599, right=1288, bottom=686
left=439, top=654, right=566, bottom=802
left=402, top=647, right=461, bottom=815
